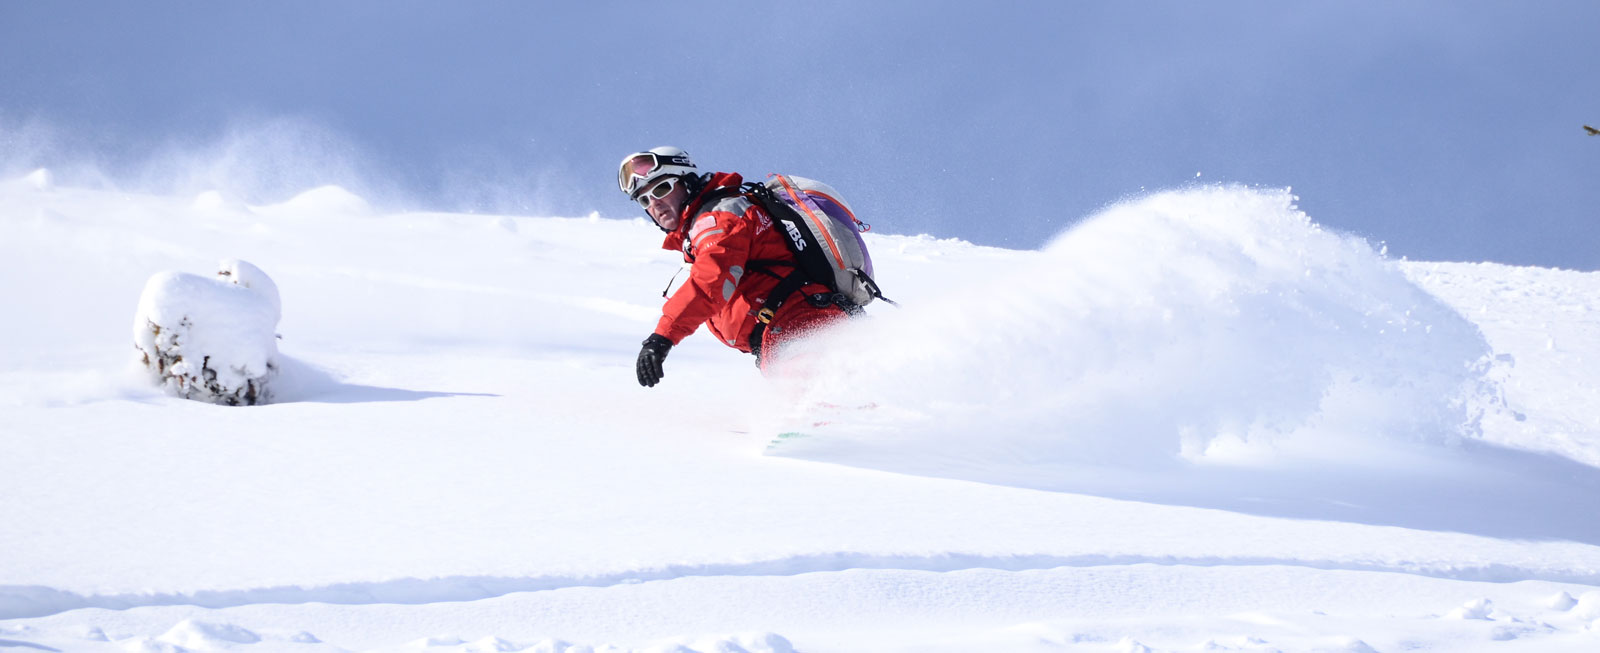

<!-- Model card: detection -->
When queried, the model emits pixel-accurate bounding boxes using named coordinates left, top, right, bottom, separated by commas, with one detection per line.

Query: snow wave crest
left=780, top=186, right=1496, bottom=471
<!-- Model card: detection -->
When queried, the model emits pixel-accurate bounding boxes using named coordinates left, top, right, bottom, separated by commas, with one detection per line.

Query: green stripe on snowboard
left=766, top=431, right=810, bottom=449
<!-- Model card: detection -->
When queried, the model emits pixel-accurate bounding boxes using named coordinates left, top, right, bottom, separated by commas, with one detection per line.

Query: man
left=620, top=146, right=849, bottom=387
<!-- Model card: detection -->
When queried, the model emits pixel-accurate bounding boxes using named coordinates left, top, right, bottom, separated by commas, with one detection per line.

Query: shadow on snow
left=772, top=435, right=1600, bottom=546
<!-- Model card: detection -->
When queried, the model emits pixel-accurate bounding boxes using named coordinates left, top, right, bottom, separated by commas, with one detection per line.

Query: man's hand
left=636, top=334, right=673, bottom=387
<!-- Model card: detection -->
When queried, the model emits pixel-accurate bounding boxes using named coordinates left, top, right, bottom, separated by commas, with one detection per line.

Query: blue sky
left=2, top=1, right=1596, bottom=269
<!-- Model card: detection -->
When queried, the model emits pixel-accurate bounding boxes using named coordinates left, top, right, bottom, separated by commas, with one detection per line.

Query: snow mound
left=1331, top=638, right=1380, bottom=653
left=133, top=259, right=281, bottom=405
left=778, top=185, right=1494, bottom=471
left=262, top=184, right=372, bottom=217
left=1574, top=591, right=1600, bottom=620
left=157, top=619, right=262, bottom=647
left=117, top=636, right=187, bottom=653
left=22, top=167, right=53, bottom=190
left=394, top=632, right=793, bottom=653
left=1116, top=637, right=1153, bottom=653
left=648, top=631, right=795, bottom=653
left=1446, top=598, right=1495, bottom=620
left=189, top=189, right=251, bottom=214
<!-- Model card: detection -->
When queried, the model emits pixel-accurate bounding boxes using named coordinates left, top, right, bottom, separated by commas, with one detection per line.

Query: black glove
left=636, top=334, right=673, bottom=387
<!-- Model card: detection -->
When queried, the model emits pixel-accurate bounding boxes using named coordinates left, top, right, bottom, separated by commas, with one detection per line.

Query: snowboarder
left=620, top=147, right=852, bottom=388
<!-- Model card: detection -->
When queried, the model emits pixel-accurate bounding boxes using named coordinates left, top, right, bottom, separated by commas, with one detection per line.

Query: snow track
left=8, top=551, right=1600, bottom=621
left=8, top=565, right=1600, bottom=652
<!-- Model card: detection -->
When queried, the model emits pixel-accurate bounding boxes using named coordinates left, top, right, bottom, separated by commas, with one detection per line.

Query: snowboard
left=762, top=401, right=879, bottom=452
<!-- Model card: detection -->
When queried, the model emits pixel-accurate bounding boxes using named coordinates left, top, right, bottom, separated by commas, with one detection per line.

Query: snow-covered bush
left=133, top=259, right=281, bottom=405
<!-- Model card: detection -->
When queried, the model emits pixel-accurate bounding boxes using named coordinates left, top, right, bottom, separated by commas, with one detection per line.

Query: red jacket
left=654, top=172, right=839, bottom=353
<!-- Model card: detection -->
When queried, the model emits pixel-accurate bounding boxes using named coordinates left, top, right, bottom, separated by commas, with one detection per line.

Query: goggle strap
left=620, top=152, right=693, bottom=194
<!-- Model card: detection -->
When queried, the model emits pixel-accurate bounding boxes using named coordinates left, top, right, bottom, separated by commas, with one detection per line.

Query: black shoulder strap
left=742, top=180, right=838, bottom=291
left=747, top=268, right=814, bottom=361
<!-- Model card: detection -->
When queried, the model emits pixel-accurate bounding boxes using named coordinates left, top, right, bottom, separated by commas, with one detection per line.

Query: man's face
left=640, top=177, right=689, bottom=232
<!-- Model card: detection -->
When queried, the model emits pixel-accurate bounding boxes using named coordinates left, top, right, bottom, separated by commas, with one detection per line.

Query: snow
left=258, top=184, right=375, bottom=218
left=190, top=189, right=250, bottom=214
left=1447, top=598, right=1497, bottom=620
left=774, top=187, right=1494, bottom=470
left=1547, top=591, right=1579, bottom=611
left=1575, top=591, right=1600, bottom=620
left=1402, top=262, right=1600, bottom=467
left=3, top=173, right=1600, bottom=651
left=23, top=167, right=53, bottom=190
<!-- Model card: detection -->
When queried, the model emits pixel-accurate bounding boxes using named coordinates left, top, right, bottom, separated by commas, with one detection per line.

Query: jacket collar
left=660, top=172, right=743, bottom=251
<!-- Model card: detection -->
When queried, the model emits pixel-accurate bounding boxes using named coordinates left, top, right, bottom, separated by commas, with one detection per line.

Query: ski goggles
left=618, top=152, right=692, bottom=195
left=634, top=176, right=679, bottom=207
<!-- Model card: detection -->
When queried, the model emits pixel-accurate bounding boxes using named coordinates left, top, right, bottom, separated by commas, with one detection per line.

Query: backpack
left=742, top=174, right=891, bottom=313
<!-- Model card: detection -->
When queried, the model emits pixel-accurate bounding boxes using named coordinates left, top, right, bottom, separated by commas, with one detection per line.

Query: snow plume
left=0, top=114, right=115, bottom=190
left=135, top=116, right=388, bottom=206
left=777, top=186, right=1497, bottom=474
left=0, top=114, right=390, bottom=209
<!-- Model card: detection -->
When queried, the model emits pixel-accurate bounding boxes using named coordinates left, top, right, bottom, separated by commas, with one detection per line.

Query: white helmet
left=618, top=146, right=697, bottom=198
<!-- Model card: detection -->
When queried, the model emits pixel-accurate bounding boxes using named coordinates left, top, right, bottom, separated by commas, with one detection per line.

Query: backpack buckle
left=806, top=293, right=837, bottom=308
left=756, top=307, right=775, bottom=324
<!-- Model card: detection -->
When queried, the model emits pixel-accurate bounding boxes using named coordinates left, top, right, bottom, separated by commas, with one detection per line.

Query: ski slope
left=2, top=173, right=1599, bottom=652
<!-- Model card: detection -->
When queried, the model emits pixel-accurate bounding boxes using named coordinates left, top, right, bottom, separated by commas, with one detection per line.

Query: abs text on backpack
left=744, top=174, right=890, bottom=310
